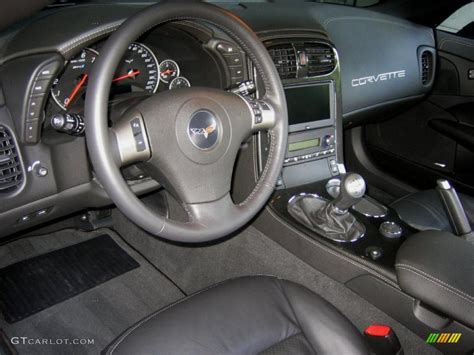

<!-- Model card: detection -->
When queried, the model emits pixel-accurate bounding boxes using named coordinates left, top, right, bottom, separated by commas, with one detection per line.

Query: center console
left=257, top=38, right=342, bottom=190
left=284, top=82, right=337, bottom=169
left=248, top=33, right=474, bottom=355
left=254, top=35, right=411, bottom=267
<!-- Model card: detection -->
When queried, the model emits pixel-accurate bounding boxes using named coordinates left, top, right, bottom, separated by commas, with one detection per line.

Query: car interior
left=0, top=0, right=473, bottom=354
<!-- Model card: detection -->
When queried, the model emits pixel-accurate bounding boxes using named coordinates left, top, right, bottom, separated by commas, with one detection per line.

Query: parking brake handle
left=436, top=179, right=474, bottom=242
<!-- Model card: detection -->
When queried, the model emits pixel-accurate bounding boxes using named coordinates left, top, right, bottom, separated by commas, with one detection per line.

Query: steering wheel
left=85, top=2, right=287, bottom=243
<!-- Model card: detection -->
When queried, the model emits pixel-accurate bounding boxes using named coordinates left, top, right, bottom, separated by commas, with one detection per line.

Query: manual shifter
left=332, top=173, right=366, bottom=213
left=288, top=173, right=366, bottom=242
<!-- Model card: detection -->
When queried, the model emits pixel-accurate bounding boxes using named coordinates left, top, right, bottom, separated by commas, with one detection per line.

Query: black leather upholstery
left=395, top=231, right=474, bottom=328
left=105, top=276, right=368, bottom=355
left=391, top=189, right=474, bottom=232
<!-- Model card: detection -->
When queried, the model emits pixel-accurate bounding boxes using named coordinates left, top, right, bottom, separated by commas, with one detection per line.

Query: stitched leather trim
left=395, top=264, right=474, bottom=304
left=60, top=22, right=123, bottom=54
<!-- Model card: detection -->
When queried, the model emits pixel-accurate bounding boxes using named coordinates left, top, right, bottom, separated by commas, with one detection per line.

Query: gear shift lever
left=332, top=173, right=366, bottom=213
left=287, top=173, right=366, bottom=242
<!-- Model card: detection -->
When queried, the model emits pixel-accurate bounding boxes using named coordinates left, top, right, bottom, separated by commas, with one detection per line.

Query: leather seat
left=391, top=189, right=474, bottom=232
left=105, top=276, right=369, bottom=354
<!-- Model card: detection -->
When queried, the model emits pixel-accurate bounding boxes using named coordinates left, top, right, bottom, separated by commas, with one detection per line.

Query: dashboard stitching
left=323, top=16, right=435, bottom=43
left=60, top=22, right=123, bottom=54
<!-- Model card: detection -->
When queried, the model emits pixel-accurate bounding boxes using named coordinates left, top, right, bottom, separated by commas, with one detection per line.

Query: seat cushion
left=391, top=189, right=474, bottom=232
left=105, top=276, right=368, bottom=355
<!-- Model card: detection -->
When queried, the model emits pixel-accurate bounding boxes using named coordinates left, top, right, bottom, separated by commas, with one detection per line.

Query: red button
left=364, top=324, right=392, bottom=337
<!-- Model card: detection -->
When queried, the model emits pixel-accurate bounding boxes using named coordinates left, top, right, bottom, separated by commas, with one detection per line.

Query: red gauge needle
left=112, top=70, right=141, bottom=82
left=65, top=73, right=88, bottom=108
left=161, top=69, right=174, bottom=76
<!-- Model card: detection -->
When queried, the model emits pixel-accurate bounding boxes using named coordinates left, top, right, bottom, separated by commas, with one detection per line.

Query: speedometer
left=113, top=42, right=160, bottom=94
left=50, top=42, right=160, bottom=110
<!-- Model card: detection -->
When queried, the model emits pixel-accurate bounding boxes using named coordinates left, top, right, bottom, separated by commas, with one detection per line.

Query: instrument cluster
left=50, top=42, right=191, bottom=111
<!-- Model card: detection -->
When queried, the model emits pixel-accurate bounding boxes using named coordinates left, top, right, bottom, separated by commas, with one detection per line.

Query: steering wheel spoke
left=112, top=113, right=151, bottom=167
left=186, top=194, right=240, bottom=228
left=239, top=96, right=277, bottom=133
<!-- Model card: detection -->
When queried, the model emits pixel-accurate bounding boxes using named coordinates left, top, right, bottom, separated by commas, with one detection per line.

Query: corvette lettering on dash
left=351, top=70, right=406, bottom=87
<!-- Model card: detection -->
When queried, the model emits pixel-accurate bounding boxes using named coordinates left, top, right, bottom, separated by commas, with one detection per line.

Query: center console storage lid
left=395, top=231, right=474, bottom=328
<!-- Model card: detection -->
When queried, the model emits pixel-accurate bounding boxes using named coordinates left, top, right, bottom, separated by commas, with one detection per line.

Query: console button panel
left=24, top=59, right=61, bottom=144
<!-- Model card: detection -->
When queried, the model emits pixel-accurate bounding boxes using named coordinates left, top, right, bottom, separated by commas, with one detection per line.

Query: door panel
left=364, top=30, right=474, bottom=193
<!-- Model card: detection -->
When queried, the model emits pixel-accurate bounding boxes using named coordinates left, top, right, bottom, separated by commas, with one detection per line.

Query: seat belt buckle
left=364, top=324, right=403, bottom=355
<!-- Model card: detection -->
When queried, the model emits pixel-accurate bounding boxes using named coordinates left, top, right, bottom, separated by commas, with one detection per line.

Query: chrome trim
left=436, top=179, right=451, bottom=190
left=264, top=39, right=339, bottom=81
left=288, top=192, right=322, bottom=205
left=379, top=221, right=403, bottom=239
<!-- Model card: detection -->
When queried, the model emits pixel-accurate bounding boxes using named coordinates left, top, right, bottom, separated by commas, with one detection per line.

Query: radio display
left=288, top=138, right=321, bottom=152
left=285, top=84, right=331, bottom=125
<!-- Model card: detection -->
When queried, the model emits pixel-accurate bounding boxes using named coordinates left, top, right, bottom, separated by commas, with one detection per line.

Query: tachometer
left=113, top=42, right=160, bottom=94
left=50, top=48, right=98, bottom=110
left=159, top=59, right=180, bottom=83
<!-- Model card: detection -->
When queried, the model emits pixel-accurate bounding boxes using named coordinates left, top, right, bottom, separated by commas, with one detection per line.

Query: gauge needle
left=161, top=69, right=174, bottom=76
left=65, top=73, right=88, bottom=108
left=112, top=70, right=141, bottom=82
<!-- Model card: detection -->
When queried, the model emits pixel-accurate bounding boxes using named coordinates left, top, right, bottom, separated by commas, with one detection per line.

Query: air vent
left=305, top=42, right=336, bottom=77
left=267, top=44, right=297, bottom=79
left=421, top=50, right=434, bottom=85
left=0, top=126, right=23, bottom=193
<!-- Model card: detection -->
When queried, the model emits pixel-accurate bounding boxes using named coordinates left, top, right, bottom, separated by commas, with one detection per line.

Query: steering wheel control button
left=130, top=118, right=142, bottom=135
left=188, top=110, right=219, bottom=150
left=217, top=42, right=237, bottom=54
left=129, top=118, right=147, bottom=152
left=365, top=246, right=383, bottom=261
left=379, top=221, right=403, bottom=239
left=135, top=133, right=146, bottom=152
left=241, top=96, right=275, bottom=130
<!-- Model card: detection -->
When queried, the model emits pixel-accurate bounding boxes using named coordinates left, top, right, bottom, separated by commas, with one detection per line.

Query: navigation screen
left=285, top=84, right=331, bottom=125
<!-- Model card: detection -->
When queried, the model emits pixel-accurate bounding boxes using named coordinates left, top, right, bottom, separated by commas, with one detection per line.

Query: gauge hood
left=0, top=0, right=53, bottom=32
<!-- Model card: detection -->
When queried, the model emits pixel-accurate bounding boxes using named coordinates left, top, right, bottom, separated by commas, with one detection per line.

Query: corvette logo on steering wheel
left=188, top=111, right=219, bottom=150
left=189, top=122, right=217, bottom=139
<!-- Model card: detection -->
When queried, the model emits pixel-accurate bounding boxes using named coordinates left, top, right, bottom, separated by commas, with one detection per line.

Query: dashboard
left=0, top=2, right=436, bottom=239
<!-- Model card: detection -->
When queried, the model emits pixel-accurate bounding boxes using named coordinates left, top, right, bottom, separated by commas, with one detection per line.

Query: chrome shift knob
left=332, top=173, right=366, bottom=213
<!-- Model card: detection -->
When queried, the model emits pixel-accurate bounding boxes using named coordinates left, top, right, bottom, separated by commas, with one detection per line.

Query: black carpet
left=0, top=235, right=139, bottom=323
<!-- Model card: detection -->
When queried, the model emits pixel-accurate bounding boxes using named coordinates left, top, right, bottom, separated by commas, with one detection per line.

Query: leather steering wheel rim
left=85, top=2, right=287, bottom=243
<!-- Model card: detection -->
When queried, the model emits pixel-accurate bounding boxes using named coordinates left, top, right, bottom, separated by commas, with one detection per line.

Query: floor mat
left=0, top=235, right=139, bottom=323
left=0, top=229, right=184, bottom=355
